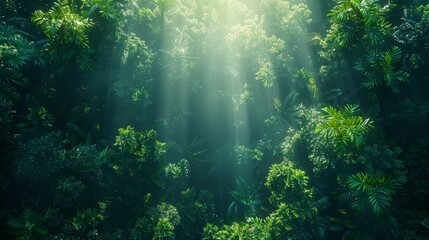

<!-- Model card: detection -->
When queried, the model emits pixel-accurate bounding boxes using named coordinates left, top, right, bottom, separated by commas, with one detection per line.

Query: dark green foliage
left=393, top=4, right=429, bottom=71
left=0, top=24, right=36, bottom=104
left=54, top=176, right=86, bottom=206
left=7, top=208, right=55, bottom=240
left=82, top=0, right=121, bottom=22
left=26, top=106, right=55, bottom=130
left=0, top=25, right=36, bottom=69
left=347, top=172, right=406, bottom=215
left=131, top=203, right=180, bottom=240
left=355, top=46, right=409, bottom=99
left=109, top=127, right=166, bottom=199
left=71, top=204, right=107, bottom=232
left=16, top=133, right=103, bottom=185
left=0, top=102, right=13, bottom=143
left=15, top=132, right=67, bottom=181
left=228, top=177, right=261, bottom=221
left=0, top=78, right=22, bottom=104
left=387, top=99, right=429, bottom=124
left=175, top=189, right=216, bottom=240
left=271, top=91, right=300, bottom=127
left=230, top=177, right=260, bottom=209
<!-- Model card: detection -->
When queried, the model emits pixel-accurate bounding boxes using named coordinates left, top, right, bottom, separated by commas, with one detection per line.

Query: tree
left=325, top=0, right=392, bottom=50
left=0, top=24, right=42, bottom=104
left=7, top=209, right=55, bottom=240
left=32, top=0, right=93, bottom=69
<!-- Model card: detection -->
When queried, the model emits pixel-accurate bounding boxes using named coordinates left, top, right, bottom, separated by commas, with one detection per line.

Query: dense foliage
left=1, top=0, right=429, bottom=239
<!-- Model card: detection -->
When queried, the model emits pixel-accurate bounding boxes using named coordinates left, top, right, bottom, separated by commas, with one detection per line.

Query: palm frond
left=347, top=172, right=405, bottom=215
left=0, top=80, right=21, bottom=104
left=316, top=105, right=373, bottom=152
left=355, top=46, right=409, bottom=97
left=7, top=208, right=53, bottom=240
left=32, top=3, right=93, bottom=48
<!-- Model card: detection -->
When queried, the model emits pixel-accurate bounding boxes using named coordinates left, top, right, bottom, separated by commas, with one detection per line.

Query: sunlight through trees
left=1, top=0, right=429, bottom=239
